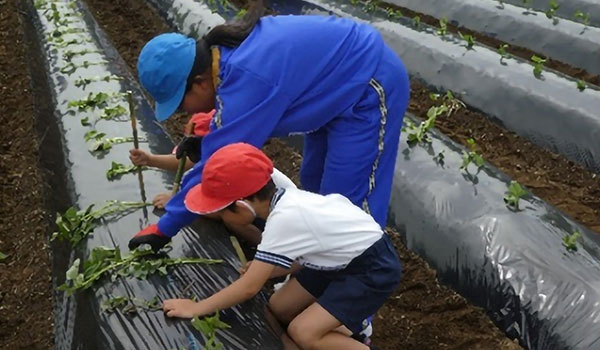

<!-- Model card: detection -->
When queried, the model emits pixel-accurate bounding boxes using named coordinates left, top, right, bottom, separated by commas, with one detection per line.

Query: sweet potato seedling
left=100, top=105, right=128, bottom=120
left=51, top=200, right=151, bottom=246
left=386, top=7, right=402, bottom=19
left=412, top=15, right=421, bottom=28
left=498, top=44, right=511, bottom=64
left=102, top=296, right=162, bottom=314
left=574, top=10, right=590, bottom=27
left=68, top=92, right=112, bottom=111
left=106, top=161, right=146, bottom=180
left=458, top=32, right=475, bottom=49
left=503, top=181, right=528, bottom=211
left=406, top=105, right=448, bottom=146
left=461, top=138, right=485, bottom=173
left=531, top=55, right=546, bottom=78
left=60, top=60, right=107, bottom=76
left=63, top=49, right=101, bottom=62
left=577, top=80, right=587, bottom=91
left=75, top=75, right=123, bottom=89
left=90, top=136, right=146, bottom=153
left=192, top=312, right=231, bottom=350
left=84, top=129, right=106, bottom=142
left=58, top=245, right=222, bottom=296
left=437, top=17, right=448, bottom=36
left=563, top=231, right=581, bottom=252
left=545, top=0, right=560, bottom=19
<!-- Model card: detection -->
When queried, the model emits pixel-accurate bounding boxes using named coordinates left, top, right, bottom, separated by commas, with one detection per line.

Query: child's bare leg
left=268, top=277, right=316, bottom=324
left=288, top=303, right=369, bottom=350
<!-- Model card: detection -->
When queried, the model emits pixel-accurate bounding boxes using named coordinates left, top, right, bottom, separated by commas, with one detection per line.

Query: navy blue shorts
left=295, top=234, right=402, bottom=334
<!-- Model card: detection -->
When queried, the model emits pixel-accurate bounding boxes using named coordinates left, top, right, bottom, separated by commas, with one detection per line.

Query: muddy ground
left=1, top=0, right=597, bottom=349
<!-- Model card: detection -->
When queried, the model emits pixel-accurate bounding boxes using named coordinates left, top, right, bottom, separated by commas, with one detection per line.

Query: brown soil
left=81, top=0, right=525, bottom=348
left=0, top=0, right=53, bottom=349
left=381, top=1, right=600, bottom=86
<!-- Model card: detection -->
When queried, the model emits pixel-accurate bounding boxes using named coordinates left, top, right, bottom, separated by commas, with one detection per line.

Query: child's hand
left=239, top=260, right=253, bottom=275
left=163, top=298, right=206, bottom=318
left=152, top=192, right=172, bottom=209
left=129, top=148, right=152, bottom=166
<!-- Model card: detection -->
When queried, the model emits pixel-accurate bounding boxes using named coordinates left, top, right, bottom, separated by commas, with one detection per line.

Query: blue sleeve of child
left=157, top=65, right=290, bottom=237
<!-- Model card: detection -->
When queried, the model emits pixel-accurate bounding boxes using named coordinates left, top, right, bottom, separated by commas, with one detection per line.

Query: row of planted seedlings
left=142, top=0, right=600, bottom=349
left=26, top=0, right=282, bottom=349
left=303, top=0, right=600, bottom=174
left=500, top=0, right=600, bottom=28
left=379, top=0, right=600, bottom=76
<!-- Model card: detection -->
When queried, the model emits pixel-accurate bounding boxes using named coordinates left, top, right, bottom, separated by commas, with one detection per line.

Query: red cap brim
left=184, top=183, right=234, bottom=215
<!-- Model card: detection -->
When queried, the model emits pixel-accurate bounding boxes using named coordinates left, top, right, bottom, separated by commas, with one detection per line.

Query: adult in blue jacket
left=129, top=0, right=410, bottom=251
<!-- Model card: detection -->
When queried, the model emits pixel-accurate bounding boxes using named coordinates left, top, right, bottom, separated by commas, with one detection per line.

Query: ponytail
left=185, top=0, right=264, bottom=85
left=205, top=0, right=264, bottom=47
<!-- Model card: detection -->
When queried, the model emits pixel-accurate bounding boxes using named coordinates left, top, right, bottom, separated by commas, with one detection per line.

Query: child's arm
left=162, top=260, right=275, bottom=318
left=130, top=149, right=194, bottom=172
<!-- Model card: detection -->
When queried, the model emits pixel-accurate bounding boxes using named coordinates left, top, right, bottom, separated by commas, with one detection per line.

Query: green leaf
left=65, top=259, right=81, bottom=281
left=576, top=80, right=587, bottom=91
left=0, top=252, right=7, bottom=261
left=562, top=231, right=581, bottom=252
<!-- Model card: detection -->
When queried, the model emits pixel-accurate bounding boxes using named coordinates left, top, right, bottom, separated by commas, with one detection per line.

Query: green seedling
left=563, top=231, right=581, bottom=252
left=81, top=117, right=91, bottom=126
left=47, top=27, right=86, bottom=43
left=102, top=296, right=162, bottom=314
left=75, top=75, right=123, bottom=89
left=52, top=200, right=151, bottom=246
left=106, top=161, right=146, bottom=180
left=574, top=10, right=591, bottom=26
left=58, top=245, right=222, bottom=296
left=362, top=0, right=379, bottom=13
left=437, top=17, right=448, bottom=36
left=84, top=129, right=106, bottom=142
left=235, top=8, right=247, bottom=19
left=64, top=49, right=101, bottom=62
left=545, top=0, right=560, bottom=19
left=443, top=90, right=466, bottom=116
left=53, top=37, right=91, bottom=48
left=60, top=61, right=107, bottom=76
left=90, top=137, right=145, bottom=153
left=0, top=252, right=7, bottom=261
left=429, top=93, right=440, bottom=101
left=412, top=15, right=421, bottom=28
left=100, top=105, right=128, bottom=120
left=406, top=105, right=448, bottom=145
left=576, top=80, right=587, bottom=91
left=68, top=92, right=111, bottom=111
left=192, top=312, right=231, bottom=350
left=458, top=32, right=475, bottom=49
left=531, top=55, right=546, bottom=78
left=385, top=7, right=402, bottom=19
left=461, top=138, right=485, bottom=173
left=498, top=44, right=511, bottom=64
left=503, top=181, right=528, bottom=211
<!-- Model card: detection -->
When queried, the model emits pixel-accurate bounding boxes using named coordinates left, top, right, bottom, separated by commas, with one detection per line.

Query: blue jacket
left=159, top=15, right=386, bottom=236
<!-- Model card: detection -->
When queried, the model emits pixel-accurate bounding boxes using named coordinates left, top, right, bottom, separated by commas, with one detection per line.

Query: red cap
left=185, top=143, right=273, bottom=214
left=186, top=110, right=215, bottom=137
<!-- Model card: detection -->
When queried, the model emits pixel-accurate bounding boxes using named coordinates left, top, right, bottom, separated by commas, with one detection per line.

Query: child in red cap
left=163, top=143, right=401, bottom=350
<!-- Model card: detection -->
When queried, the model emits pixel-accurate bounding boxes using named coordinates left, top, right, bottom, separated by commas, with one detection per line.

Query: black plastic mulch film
left=23, top=0, right=283, bottom=349
left=267, top=1, right=600, bottom=349
left=386, top=0, right=600, bottom=76
left=273, top=0, right=600, bottom=176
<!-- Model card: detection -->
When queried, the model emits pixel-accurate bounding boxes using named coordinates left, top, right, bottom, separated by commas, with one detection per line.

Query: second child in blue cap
left=130, top=0, right=409, bottom=261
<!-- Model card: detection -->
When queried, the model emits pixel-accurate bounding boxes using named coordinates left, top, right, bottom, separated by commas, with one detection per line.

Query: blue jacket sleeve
left=157, top=64, right=291, bottom=237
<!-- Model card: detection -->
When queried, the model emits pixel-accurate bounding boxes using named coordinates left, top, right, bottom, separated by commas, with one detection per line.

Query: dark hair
left=226, top=179, right=276, bottom=212
left=185, top=0, right=264, bottom=92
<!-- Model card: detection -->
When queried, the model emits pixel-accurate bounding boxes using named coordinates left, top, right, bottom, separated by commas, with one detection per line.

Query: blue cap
left=137, top=33, right=196, bottom=121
